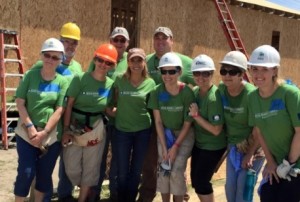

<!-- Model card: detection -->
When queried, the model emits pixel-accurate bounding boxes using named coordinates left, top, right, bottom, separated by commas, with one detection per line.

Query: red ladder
left=0, top=29, right=24, bottom=149
left=213, top=0, right=250, bottom=81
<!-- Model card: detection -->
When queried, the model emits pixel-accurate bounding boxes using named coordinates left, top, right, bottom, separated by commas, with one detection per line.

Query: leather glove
left=289, top=168, right=300, bottom=178
left=276, top=159, right=294, bottom=181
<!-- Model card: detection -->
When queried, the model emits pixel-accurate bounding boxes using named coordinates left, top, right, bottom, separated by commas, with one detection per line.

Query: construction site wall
left=0, top=0, right=300, bottom=84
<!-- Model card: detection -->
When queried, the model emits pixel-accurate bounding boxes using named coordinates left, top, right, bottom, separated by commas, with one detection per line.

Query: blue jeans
left=225, top=146, right=265, bottom=202
left=14, top=136, right=61, bottom=197
left=91, top=125, right=118, bottom=197
left=115, top=127, right=151, bottom=202
left=43, top=149, right=74, bottom=202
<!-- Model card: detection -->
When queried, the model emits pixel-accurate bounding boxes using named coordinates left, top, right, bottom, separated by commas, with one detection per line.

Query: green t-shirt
left=87, top=52, right=128, bottom=81
left=67, top=73, right=114, bottom=126
left=148, top=83, right=194, bottom=130
left=219, top=82, right=256, bottom=144
left=16, top=69, right=68, bottom=129
left=248, top=84, right=300, bottom=168
left=146, top=52, right=195, bottom=85
left=114, top=75, right=156, bottom=132
left=30, top=59, right=82, bottom=85
left=193, top=85, right=227, bottom=150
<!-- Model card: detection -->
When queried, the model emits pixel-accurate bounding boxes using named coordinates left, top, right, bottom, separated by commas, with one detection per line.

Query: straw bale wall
left=1, top=0, right=300, bottom=82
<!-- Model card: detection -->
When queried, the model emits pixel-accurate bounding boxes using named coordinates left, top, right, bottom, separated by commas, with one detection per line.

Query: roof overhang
left=229, top=0, right=300, bottom=20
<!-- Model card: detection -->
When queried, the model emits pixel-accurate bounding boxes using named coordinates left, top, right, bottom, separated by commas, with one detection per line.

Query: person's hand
left=27, top=126, right=38, bottom=140
left=61, top=133, right=73, bottom=147
left=167, top=145, right=179, bottom=163
left=276, top=159, right=294, bottom=181
left=241, top=153, right=254, bottom=169
left=189, top=103, right=199, bottom=117
left=289, top=168, right=300, bottom=177
left=30, top=130, right=47, bottom=147
left=262, top=161, right=279, bottom=185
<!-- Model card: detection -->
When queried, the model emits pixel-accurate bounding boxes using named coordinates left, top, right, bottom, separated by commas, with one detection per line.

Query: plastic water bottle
left=243, top=169, right=257, bottom=201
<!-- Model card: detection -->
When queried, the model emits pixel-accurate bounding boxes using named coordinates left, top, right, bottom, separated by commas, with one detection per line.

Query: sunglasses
left=220, top=69, right=241, bottom=76
left=43, top=53, right=62, bottom=61
left=112, top=38, right=126, bottom=43
left=160, top=69, right=178, bottom=75
left=192, top=71, right=212, bottom=78
left=94, top=57, right=115, bottom=67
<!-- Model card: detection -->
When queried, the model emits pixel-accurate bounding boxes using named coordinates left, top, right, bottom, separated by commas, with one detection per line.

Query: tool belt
left=70, top=108, right=106, bottom=147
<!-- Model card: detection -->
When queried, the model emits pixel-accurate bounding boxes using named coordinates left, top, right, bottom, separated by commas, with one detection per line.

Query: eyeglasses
left=43, top=53, right=62, bottom=61
left=192, top=71, right=212, bottom=78
left=160, top=69, right=178, bottom=75
left=220, top=69, right=241, bottom=76
left=94, top=57, right=115, bottom=67
left=112, top=38, right=126, bottom=43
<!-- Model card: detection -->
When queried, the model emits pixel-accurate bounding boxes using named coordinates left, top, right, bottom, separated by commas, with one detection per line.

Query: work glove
left=289, top=168, right=300, bottom=178
left=276, top=159, right=294, bottom=181
left=160, top=159, right=172, bottom=176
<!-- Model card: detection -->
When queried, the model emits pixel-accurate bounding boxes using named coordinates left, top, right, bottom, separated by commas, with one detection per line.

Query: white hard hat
left=191, top=54, right=215, bottom=72
left=248, top=45, right=280, bottom=68
left=220, top=51, right=247, bottom=70
left=41, top=38, right=65, bottom=54
left=158, top=52, right=182, bottom=69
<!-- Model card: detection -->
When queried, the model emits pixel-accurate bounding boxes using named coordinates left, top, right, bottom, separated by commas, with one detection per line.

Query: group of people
left=13, top=21, right=300, bottom=202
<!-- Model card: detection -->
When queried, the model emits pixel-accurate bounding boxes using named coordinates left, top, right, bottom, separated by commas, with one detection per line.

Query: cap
left=127, top=48, right=146, bottom=60
left=154, top=27, right=173, bottom=38
left=110, top=27, right=129, bottom=40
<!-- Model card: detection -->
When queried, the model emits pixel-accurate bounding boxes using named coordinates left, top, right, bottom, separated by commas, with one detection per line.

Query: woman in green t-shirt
left=219, top=51, right=265, bottom=202
left=14, top=38, right=67, bottom=202
left=148, top=52, right=195, bottom=202
left=62, top=44, right=118, bottom=202
left=113, top=48, right=156, bottom=202
left=248, top=45, right=300, bottom=202
left=188, top=54, right=227, bottom=202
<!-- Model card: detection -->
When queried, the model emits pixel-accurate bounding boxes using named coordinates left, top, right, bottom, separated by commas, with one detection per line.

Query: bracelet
left=174, top=142, right=180, bottom=148
left=25, top=123, right=34, bottom=128
left=192, top=112, right=199, bottom=118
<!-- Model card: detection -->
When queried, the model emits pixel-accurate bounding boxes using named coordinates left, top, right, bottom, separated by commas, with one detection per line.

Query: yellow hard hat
left=60, top=22, right=81, bottom=41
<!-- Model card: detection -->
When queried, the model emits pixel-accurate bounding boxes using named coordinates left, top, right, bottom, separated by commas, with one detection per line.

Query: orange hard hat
left=94, top=44, right=118, bottom=64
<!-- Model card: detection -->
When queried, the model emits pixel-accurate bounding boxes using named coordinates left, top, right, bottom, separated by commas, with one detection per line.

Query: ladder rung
left=5, top=88, right=17, bottom=92
left=4, top=44, right=19, bottom=49
left=221, top=10, right=228, bottom=13
left=4, top=59, right=22, bottom=63
left=5, top=73, right=23, bottom=77
left=7, top=117, right=19, bottom=121
left=232, top=38, right=240, bottom=41
left=6, top=102, right=16, bottom=106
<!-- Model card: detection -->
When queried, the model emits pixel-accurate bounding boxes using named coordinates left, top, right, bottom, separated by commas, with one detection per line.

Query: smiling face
left=220, top=65, right=243, bottom=88
left=160, top=66, right=181, bottom=85
left=153, top=33, right=173, bottom=58
left=128, top=56, right=146, bottom=75
left=192, top=71, right=213, bottom=88
left=60, top=37, right=78, bottom=58
left=110, top=35, right=129, bottom=60
left=93, top=56, right=115, bottom=75
left=42, top=51, right=63, bottom=69
left=249, top=66, right=277, bottom=88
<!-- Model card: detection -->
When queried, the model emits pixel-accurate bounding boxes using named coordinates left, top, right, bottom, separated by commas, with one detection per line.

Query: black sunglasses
left=43, top=53, right=62, bottom=61
left=94, top=57, right=115, bottom=67
left=192, top=71, right=212, bottom=78
left=220, top=69, right=241, bottom=76
left=160, top=69, right=179, bottom=75
left=112, top=38, right=126, bottom=43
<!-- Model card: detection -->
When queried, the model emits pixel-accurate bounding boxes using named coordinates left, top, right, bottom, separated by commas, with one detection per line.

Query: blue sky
left=267, top=0, right=300, bottom=11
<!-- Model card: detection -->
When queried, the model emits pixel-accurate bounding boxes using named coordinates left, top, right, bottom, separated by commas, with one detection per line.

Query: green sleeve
left=56, top=77, right=68, bottom=107
left=16, top=70, right=32, bottom=99
left=66, top=74, right=81, bottom=98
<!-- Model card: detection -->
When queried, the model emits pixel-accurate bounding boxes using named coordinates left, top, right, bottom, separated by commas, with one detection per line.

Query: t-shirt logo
left=38, top=83, right=60, bottom=92
left=269, top=99, right=285, bottom=111
left=213, top=115, right=220, bottom=121
left=98, top=88, right=110, bottom=97
left=159, top=92, right=170, bottom=102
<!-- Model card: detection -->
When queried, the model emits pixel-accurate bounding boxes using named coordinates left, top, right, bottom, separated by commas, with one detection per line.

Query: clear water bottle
left=243, top=169, right=257, bottom=201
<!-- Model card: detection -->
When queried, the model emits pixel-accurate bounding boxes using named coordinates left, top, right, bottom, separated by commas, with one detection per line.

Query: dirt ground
left=0, top=144, right=262, bottom=202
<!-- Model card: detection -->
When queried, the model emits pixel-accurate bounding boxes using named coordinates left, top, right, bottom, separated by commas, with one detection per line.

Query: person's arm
left=167, top=121, right=191, bottom=163
left=189, top=103, right=222, bottom=136
left=153, top=109, right=168, bottom=161
left=61, top=97, right=75, bottom=146
left=254, top=127, right=279, bottom=184
left=288, top=127, right=300, bottom=164
left=16, top=98, right=38, bottom=139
